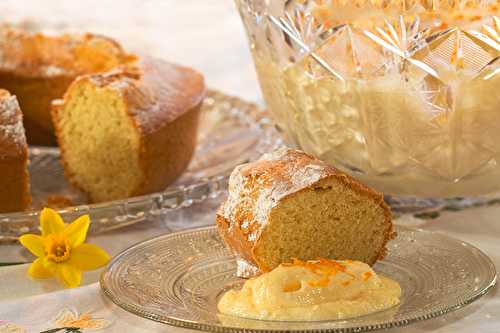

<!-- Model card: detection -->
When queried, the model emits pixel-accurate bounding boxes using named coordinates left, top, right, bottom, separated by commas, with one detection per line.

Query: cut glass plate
left=101, top=225, right=497, bottom=333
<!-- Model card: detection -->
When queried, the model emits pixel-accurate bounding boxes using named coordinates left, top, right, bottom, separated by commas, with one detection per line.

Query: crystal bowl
left=236, top=0, right=500, bottom=197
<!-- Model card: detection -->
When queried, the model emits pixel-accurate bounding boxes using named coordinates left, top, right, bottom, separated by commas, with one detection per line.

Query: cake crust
left=216, top=148, right=394, bottom=276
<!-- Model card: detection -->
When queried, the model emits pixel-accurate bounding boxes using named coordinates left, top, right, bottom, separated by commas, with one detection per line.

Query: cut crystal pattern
left=237, top=0, right=500, bottom=196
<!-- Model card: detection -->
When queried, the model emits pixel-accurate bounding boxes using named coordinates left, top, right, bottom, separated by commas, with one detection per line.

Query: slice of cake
left=51, top=56, right=205, bottom=203
left=216, top=148, right=394, bottom=277
left=0, top=89, right=31, bottom=212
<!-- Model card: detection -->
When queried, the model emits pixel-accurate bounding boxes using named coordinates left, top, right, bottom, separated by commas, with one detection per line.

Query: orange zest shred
left=314, top=6, right=334, bottom=28
left=363, top=271, right=373, bottom=281
left=283, top=281, right=302, bottom=292
left=282, top=258, right=357, bottom=288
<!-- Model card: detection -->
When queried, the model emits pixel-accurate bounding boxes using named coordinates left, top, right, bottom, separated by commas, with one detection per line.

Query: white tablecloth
left=0, top=1, right=498, bottom=332
left=0, top=210, right=499, bottom=333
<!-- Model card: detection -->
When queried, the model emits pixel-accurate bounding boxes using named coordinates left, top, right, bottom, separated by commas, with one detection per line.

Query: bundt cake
left=0, top=26, right=136, bottom=145
left=216, top=148, right=394, bottom=277
left=0, top=89, right=31, bottom=212
left=52, top=56, right=205, bottom=203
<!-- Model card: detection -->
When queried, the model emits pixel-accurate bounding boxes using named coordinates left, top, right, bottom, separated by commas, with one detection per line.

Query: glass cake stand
left=0, top=90, right=281, bottom=242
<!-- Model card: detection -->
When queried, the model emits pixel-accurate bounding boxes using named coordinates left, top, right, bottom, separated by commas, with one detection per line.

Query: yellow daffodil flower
left=19, top=208, right=110, bottom=288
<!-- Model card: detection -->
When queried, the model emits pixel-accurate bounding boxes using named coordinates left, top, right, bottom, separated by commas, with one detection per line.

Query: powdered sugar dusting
left=258, top=146, right=290, bottom=161
left=236, top=258, right=260, bottom=278
left=0, top=94, right=27, bottom=155
left=109, top=79, right=131, bottom=92
left=42, top=65, right=67, bottom=76
left=220, top=148, right=329, bottom=242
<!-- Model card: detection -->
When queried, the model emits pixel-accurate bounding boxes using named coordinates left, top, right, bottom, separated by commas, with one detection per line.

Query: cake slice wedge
left=0, top=89, right=31, bottom=212
left=216, top=148, right=394, bottom=277
left=51, top=56, right=205, bottom=203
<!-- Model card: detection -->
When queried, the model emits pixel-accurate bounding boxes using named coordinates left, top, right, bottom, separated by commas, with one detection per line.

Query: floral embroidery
left=0, top=321, right=25, bottom=333
left=40, top=308, right=111, bottom=332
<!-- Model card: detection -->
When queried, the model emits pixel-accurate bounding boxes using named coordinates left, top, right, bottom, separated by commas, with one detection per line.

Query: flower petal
left=40, top=208, right=65, bottom=236
left=42, top=257, right=58, bottom=271
left=56, top=264, right=82, bottom=288
left=28, top=258, right=54, bottom=279
left=19, top=234, right=45, bottom=257
left=69, top=243, right=110, bottom=271
left=63, top=215, right=90, bottom=248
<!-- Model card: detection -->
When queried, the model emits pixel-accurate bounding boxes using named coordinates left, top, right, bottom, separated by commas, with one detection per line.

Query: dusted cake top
left=0, top=89, right=27, bottom=157
left=220, top=148, right=332, bottom=242
left=0, top=26, right=137, bottom=77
